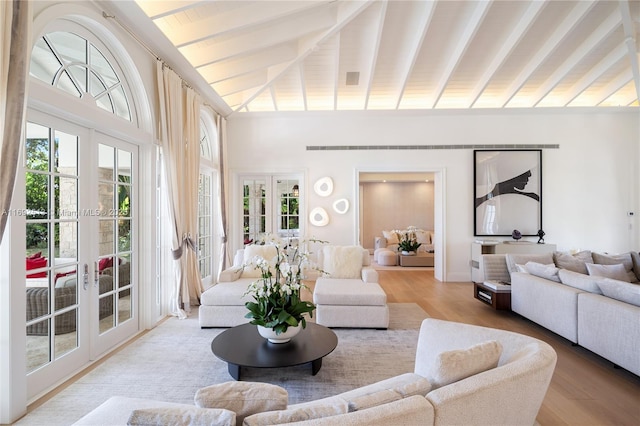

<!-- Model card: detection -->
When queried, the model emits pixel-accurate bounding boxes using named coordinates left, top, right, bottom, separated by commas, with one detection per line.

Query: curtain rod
left=102, top=11, right=219, bottom=114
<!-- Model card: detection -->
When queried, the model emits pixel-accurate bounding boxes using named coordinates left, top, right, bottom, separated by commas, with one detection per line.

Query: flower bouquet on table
left=394, top=226, right=423, bottom=254
left=243, top=235, right=324, bottom=337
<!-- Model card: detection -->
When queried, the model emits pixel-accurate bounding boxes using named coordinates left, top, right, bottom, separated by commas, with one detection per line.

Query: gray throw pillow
left=558, top=269, right=603, bottom=294
left=592, top=252, right=637, bottom=283
left=553, top=250, right=593, bottom=274
left=596, top=278, right=640, bottom=307
left=586, top=263, right=630, bottom=282
left=524, top=262, right=561, bottom=282
left=630, top=251, right=640, bottom=281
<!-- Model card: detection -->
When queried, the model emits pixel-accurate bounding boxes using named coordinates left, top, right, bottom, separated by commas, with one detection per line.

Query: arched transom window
left=30, top=31, right=131, bottom=121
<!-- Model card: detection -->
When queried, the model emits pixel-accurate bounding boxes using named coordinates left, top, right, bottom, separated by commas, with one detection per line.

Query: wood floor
left=375, top=269, right=640, bottom=426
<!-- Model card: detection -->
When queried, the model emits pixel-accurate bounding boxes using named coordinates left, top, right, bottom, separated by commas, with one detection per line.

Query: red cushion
left=26, top=257, right=47, bottom=278
left=27, top=251, right=43, bottom=259
left=98, top=257, right=114, bottom=271
left=55, top=270, right=76, bottom=282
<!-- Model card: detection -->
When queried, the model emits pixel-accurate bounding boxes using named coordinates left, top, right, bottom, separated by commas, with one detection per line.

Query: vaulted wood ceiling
left=131, top=0, right=640, bottom=115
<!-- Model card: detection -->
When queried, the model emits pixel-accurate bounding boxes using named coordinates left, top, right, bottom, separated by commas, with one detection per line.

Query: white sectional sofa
left=482, top=250, right=640, bottom=376
left=73, top=318, right=557, bottom=425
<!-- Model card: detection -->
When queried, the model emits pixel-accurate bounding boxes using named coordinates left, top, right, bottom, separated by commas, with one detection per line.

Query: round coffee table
left=211, top=323, right=338, bottom=380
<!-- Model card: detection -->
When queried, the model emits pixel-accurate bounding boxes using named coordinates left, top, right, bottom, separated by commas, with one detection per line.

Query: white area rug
left=16, top=303, right=429, bottom=425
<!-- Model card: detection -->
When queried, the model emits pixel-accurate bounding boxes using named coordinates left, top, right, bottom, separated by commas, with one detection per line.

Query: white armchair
left=313, top=245, right=389, bottom=328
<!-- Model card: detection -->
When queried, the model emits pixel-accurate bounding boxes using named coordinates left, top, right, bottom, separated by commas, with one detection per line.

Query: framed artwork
left=474, top=149, right=542, bottom=237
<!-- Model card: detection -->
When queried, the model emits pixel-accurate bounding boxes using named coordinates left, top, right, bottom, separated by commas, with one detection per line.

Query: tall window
left=197, top=118, right=215, bottom=283
left=30, top=31, right=132, bottom=121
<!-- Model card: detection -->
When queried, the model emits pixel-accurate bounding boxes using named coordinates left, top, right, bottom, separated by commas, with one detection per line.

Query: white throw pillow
left=322, top=245, right=363, bottom=279
left=592, top=252, right=638, bottom=283
left=558, top=269, right=603, bottom=294
left=596, top=278, right=640, bottom=307
left=382, top=230, right=399, bottom=245
left=415, top=230, right=430, bottom=245
left=586, top=263, right=630, bottom=283
left=429, top=340, right=503, bottom=389
left=524, top=262, right=561, bottom=282
left=194, top=381, right=287, bottom=426
left=127, top=406, right=235, bottom=426
left=243, top=401, right=348, bottom=426
left=242, top=245, right=278, bottom=278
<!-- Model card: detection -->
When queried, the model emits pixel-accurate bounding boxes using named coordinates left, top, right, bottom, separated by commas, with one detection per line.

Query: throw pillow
left=243, top=401, right=348, bottom=426
left=596, top=278, right=640, bottom=307
left=592, top=252, right=637, bottom=283
left=553, top=250, right=593, bottom=274
left=505, top=253, right=554, bottom=274
left=347, top=389, right=401, bottom=412
left=585, top=263, right=630, bottom=282
left=194, top=381, right=287, bottom=426
left=515, top=264, right=527, bottom=273
left=27, top=251, right=42, bottom=259
left=98, top=257, right=114, bottom=271
left=127, top=406, right=236, bottom=426
left=631, top=251, right=640, bottom=281
left=242, top=245, right=278, bottom=278
left=382, top=230, right=399, bottom=245
left=26, top=256, right=47, bottom=278
left=524, top=262, right=561, bottom=282
left=322, top=245, right=363, bottom=279
left=558, top=269, right=603, bottom=294
left=415, top=230, right=430, bottom=246
left=429, top=340, right=503, bottom=389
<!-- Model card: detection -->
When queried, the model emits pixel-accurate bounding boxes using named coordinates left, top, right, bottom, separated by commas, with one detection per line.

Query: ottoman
left=378, top=250, right=397, bottom=266
left=313, top=278, right=389, bottom=329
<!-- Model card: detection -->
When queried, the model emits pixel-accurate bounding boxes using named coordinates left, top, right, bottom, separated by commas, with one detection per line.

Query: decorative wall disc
left=332, top=198, right=349, bottom=214
left=313, top=177, right=333, bottom=197
left=309, top=207, right=329, bottom=226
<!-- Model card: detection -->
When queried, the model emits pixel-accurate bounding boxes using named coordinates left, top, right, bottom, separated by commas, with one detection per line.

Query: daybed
left=481, top=250, right=640, bottom=376
left=73, top=318, right=557, bottom=425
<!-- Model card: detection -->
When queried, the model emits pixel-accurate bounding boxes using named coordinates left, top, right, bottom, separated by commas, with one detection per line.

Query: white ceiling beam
left=533, top=9, right=622, bottom=106
left=394, top=1, right=437, bottom=109
left=236, top=0, right=375, bottom=113
left=181, top=8, right=337, bottom=67
left=561, top=43, right=628, bottom=105
left=618, top=0, right=640, bottom=102
left=212, top=69, right=267, bottom=97
left=500, top=0, right=598, bottom=107
left=171, top=1, right=327, bottom=47
left=199, top=43, right=297, bottom=84
left=364, top=1, right=388, bottom=110
left=333, top=32, right=341, bottom=110
left=594, top=69, right=633, bottom=105
left=431, top=0, right=492, bottom=108
left=299, top=63, right=308, bottom=111
left=270, top=86, right=279, bottom=112
left=135, top=0, right=202, bottom=20
left=470, top=1, right=547, bottom=107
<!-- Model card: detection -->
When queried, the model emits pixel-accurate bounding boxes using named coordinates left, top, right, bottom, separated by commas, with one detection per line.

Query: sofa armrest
left=362, top=267, right=379, bottom=284
left=219, top=267, right=243, bottom=282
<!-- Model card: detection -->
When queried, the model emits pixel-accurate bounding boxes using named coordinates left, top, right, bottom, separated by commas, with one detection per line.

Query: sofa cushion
left=586, top=263, right=630, bottom=283
left=592, top=252, right=638, bottom=283
left=382, top=230, right=399, bottom=245
left=201, top=280, right=255, bottom=306
left=524, top=262, right=561, bottom=282
left=347, top=389, right=402, bottom=412
left=596, top=278, right=640, bottom=307
left=243, top=400, right=348, bottom=426
left=322, top=245, right=363, bottom=279
left=553, top=250, right=593, bottom=274
left=558, top=269, right=603, bottom=294
left=127, top=406, right=235, bottom=426
left=428, top=340, right=503, bottom=389
left=631, top=252, right=640, bottom=281
left=242, top=245, right=278, bottom=278
left=194, top=381, right=287, bottom=426
left=505, top=253, right=554, bottom=274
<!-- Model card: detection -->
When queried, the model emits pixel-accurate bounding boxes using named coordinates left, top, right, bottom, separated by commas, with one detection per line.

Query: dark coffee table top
left=211, top=322, right=338, bottom=370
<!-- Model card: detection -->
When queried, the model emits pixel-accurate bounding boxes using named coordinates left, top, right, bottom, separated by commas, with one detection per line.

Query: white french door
left=24, top=112, right=138, bottom=399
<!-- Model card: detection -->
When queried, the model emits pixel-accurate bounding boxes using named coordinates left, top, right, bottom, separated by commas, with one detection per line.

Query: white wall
left=227, top=109, right=640, bottom=281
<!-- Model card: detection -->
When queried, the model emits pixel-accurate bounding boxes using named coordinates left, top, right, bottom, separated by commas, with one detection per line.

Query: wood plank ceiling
left=134, top=0, right=640, bottom=115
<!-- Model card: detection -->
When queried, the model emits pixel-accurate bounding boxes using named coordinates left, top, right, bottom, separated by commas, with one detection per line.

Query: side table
left=474, top=281, right=511, bottom=310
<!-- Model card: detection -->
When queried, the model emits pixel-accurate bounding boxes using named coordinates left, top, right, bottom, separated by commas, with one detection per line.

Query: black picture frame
left=474, top=149, right=542, bottom=237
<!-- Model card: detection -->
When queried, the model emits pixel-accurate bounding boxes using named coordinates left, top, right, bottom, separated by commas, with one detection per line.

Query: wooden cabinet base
left=474, top=282, right=511, bottom=310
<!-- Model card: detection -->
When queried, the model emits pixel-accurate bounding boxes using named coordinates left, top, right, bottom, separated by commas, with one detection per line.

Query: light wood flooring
left=374, top=269, right=640, bottom=426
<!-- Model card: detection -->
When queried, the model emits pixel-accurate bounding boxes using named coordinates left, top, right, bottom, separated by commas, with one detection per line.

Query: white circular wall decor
left=313, top=177, right=333, bottom=197
left=309, top=207, right=330, bottom=226
left=332, top=198, right=349, bottom=214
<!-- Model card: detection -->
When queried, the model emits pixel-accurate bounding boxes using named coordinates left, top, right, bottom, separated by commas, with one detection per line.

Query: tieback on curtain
left=172, top=233, right=198, bottom=260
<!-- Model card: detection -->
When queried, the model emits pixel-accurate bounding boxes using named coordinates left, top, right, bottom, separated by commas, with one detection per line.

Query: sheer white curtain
left=156, top=61, right=203, bottom=318
left=0, top=0, right=31, bottom=243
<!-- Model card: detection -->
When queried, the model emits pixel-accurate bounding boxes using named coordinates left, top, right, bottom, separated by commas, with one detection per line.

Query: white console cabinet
left=471, top=241, right=556, bottom=283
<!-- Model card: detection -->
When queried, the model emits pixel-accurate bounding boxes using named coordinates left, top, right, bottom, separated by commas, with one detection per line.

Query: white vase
left=257, top=324, right=301, bottom=343
left=401, top=251, right=416, bottom=256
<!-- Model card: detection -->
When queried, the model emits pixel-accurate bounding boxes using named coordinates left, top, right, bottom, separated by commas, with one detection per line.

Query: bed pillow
left=596, top=278, right=640, bottom=307
left=242, top=245, right=278, bottom=278
left=553, top=250, right=593, bottom=274
left=428, top=340, right=503, bottom=389
left=592, top=252, right=638, bottom=283
left=322, top=245, right=363, bottom=279
left=586, top=263, right=630, bottom=283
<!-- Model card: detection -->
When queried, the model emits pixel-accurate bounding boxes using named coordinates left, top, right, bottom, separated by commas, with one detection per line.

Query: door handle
left=83, top=263, right=89, bottom=290
left=94, top=261, right=99, bottom=286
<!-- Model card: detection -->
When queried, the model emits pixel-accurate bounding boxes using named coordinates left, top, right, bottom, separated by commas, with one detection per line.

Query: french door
left=24, top=112, right=138, bottom=399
